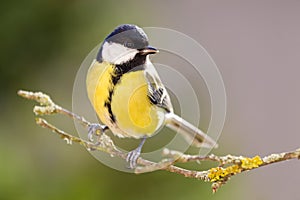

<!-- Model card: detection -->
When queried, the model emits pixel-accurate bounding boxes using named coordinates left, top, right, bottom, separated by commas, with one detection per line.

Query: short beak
left=139, top=46, right=159, bottom=55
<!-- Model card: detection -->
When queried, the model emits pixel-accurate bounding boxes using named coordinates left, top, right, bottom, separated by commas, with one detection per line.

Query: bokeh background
left=1, top=0, right=300, bottom=199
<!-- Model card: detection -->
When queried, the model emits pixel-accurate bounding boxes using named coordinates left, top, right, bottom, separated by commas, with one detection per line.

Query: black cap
left=105, top=24, right=149, bottom=50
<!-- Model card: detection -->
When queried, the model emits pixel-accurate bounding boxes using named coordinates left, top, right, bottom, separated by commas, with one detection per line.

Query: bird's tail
left=165, top=113, right=218, bottom=148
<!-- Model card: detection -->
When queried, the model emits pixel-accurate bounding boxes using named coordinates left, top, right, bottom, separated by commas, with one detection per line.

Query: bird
left=86, top=24, right=218, bottom=168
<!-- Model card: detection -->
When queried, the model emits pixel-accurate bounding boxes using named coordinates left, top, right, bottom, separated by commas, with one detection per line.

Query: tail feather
left=165, top=113, right=218, bottom=148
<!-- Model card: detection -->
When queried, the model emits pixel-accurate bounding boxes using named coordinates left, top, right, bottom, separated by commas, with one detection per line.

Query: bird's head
left=97, top=24, right=158, bottom=65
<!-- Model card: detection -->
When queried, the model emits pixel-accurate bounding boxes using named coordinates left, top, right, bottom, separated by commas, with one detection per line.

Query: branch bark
left=18, top=90, right=300, bottom=193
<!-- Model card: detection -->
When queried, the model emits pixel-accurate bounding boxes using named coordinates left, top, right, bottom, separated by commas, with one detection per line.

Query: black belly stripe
left=103, top=53, right=147, bottom=123
left=104, top=94, right=115, bottom=122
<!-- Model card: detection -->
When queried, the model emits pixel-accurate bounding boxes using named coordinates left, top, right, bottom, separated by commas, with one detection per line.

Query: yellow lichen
left=208, top=167, right=224, bottom=182
left=208, top=156, right=264, bottom=182
left=241, top=156, right=263, bottom=169
left=225, top=165, right=242, bottom=174
left=208, top=165, right=242, bottom=182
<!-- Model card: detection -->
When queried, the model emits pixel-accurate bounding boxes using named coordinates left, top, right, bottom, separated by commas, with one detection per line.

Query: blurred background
left=1, top=0, right=300, bottom=199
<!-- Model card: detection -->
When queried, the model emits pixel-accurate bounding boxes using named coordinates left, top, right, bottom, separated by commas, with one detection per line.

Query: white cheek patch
left=101, top=42, right=138, bottom=65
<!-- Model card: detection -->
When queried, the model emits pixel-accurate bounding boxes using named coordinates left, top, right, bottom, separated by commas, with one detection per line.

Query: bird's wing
left=144, top=62, right=173, bottom=113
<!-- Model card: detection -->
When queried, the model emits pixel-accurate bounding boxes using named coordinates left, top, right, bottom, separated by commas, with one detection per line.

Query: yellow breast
left=86, top=60, right=164, bottom=139
left=86, top=60, right=114, bottom=126
left=111, top=70, right=164, bottom=138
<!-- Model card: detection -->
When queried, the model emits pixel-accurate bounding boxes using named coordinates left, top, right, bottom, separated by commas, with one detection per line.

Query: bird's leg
left=126, top=137, right=147, bottom=169
left=87, top=123, right=109, bottom=142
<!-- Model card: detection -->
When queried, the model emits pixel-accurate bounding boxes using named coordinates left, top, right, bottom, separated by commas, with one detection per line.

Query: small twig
left=17, top=90, right=90, bottom=127
left=163, top=147, right=300, bottom=192
left=35, top=117, right=120, bottom=154
left=18, top=90, right=300, bottom=192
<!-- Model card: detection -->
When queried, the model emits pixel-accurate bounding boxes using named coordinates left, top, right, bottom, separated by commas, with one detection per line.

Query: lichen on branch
left=17, top=90, right=300, bottom=193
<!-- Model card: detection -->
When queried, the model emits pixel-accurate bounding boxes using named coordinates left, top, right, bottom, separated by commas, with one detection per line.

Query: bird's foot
left=126, top=137, right=147, bottom=169
left=126, top=148, right=141, bottom=169
left=87, top=123, right=108, bottom=142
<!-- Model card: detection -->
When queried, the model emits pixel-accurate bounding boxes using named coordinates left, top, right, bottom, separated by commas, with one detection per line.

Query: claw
left=88, top=123, right=108, bottom=142
left=126, top=149, right=141, bottom=169
left=126, top=137, right=147, bottom=169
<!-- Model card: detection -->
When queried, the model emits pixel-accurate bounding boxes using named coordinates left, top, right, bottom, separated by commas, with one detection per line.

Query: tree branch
left=18, top=90, right=300, bottom=193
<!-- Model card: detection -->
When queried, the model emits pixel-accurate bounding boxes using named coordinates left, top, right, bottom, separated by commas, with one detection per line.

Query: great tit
left=86, top=24, right=218, bottom=168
